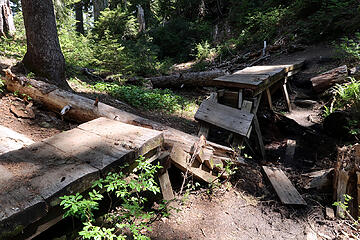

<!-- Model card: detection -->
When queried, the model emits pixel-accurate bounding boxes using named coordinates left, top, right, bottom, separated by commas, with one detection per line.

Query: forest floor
left=0, top=44, right=355, bottom=239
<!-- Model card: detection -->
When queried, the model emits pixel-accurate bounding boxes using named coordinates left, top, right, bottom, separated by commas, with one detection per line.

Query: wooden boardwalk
left=0, top=117, right=163, bottom=238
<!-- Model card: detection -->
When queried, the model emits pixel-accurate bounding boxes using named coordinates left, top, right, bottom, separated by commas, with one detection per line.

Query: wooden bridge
left=195, top=60, right=305, bottom=159
left=0, top=117, right=163, bottom=239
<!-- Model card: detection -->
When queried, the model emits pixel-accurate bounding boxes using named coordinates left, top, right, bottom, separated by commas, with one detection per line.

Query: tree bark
left=75, top=1, right=84, bottom=34
left=311, top=65, right=348, bottom=92
left=93, top=0, right=108, bottom=21
left=136, top=70, right=227, bottom=88
left=0, top=0, right=16, bottom=37
left=21, top=0, right=70, bottom=90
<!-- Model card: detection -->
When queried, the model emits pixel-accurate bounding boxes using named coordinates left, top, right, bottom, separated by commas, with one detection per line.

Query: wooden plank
left=241, top=100, right=253, bottom=112
left=214, top=74, right=268, bottom=88
left=238, top=89, right=243, bottom=108
left=263, top=166, right=306, bottom=205
left=218, top=90, right=239, bottom=108
left=198, top=122, right=210, bottom=138
left=253, top=115, right=266, bottom=160
left=195, top=99, right=254, bottom=137
left=158, top=170, right=174, bottom=201
left=170, top=145, right=216, bottom=183
left=284, top=139, right=296, bottom=165
left=234, top=66, right=285, bottom=76
left=0, top=125, right=34, bottom=154
left=77, top=117, right=164, bottom=157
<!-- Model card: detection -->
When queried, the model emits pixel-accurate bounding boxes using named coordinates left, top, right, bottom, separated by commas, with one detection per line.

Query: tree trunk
left=93, top=0, right=108, bottom=21
left=75, top=1, right=84, bottom=34
left=136, top=70, right=227, bottom=88
left=0, top=0, right=16, bottom=37
left=21, top=0, right=70, bottom=90
left=311, top=65, right=348, bottom=92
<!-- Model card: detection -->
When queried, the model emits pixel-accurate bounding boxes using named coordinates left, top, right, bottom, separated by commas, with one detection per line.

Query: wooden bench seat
left=195, top=98, right=254, bottom=137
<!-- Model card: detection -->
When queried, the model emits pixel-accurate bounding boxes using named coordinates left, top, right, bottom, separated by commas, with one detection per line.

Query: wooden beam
left=158, top=169, right=174, bottom=201
left=195, top=98, right=254, bottom=137
left=263, top=166, right=307, bottom=205
left=253, top=115, right=266, bottom=160
left=266, top=88, right=273, bottom=110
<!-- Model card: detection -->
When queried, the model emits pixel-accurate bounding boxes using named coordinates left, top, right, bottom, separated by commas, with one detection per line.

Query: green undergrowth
left=60, top=156, right=172, bottom=240
left=70, top=78, right=197, bottom=113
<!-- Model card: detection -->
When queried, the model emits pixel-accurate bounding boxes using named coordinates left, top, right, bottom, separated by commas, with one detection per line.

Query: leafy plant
left=60, top=156, right=165, bottom=240
left=90, top=81, right=193, bottom=113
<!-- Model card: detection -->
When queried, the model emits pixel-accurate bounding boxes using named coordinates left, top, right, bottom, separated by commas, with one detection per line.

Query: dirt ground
left=0, top=43, right=357, bottom=239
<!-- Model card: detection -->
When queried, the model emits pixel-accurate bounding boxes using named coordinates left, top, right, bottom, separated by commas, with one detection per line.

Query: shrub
left=60, top=156, right=165, bottom=240
left=91, top=82, right=192, bottom=113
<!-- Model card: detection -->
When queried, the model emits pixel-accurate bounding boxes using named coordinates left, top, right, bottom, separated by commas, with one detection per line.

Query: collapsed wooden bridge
left=0, top=60, right=308, bottom=239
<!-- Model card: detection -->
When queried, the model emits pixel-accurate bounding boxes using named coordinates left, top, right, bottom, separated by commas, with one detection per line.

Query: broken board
left=262, top=166, right=306, bottom=205
left=195, top=98, right=254, bottom=137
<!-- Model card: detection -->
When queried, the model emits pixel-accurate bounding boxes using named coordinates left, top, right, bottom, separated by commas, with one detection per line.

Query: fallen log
left=3, top=69, right=234, bottom=160
left=135, top=69, right=228, bottom=88
left=311, top=65, right=348, bottom=92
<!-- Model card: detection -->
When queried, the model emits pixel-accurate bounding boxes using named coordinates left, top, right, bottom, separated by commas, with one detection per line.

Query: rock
left=323, top=111, right=350, bottom=138
left=325, top=207, right=335, bottom=220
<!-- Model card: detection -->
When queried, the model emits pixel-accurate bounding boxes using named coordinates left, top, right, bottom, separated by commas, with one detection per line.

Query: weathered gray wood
left=4, top=70, right=235, bottom=161
left=253, top=116, right=266, bottom=160
left=213, top=74, right=269, bottom=90
left=263, top=166, right=306, bottom=205
left=170, top=145, right=217, bottom=183
left=198, top=122, right=210, bottom=138
left=195, top=98, right=254, bottom=137
left=158, top=170, right=174, bottom=201
left=0, top=118, right=164, bottom=237
left=0, top=125, right=34, bottom=154
left=238, top=89, right=243, bottom=108
left=266, top=88, right=273, bottom=110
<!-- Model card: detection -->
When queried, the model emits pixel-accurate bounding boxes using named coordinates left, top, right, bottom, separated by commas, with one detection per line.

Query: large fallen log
left=311, top=65, right=348, bottom=92
left=3, top=69, right=234, bottom=159
left=133, top=69, right=227, bottom=88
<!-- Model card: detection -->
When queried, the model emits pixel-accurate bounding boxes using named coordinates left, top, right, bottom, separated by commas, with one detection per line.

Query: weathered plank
left=158, top=170, right=174, bottom=201
left=0, top=125, right=34, bottom=154
left=262, top=166, right=306, bottom=205
left=195, top=99, right=254, bottom=137
left=77, top=117, right=164, bottom=158
left=213, top=74, right=269, bottom=90
left=170, top=145, right=217, bottom=183
left=0, top=118, right=164, bottom=237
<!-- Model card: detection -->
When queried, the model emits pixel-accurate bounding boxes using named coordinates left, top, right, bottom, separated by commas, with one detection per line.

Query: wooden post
left=238, top=89, right=243, bottom=109
left=253, top=115, right=266, bottom=160
left=266, top=88, right=273, bottom=110
left=282, top=77, right=292, bottom=112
